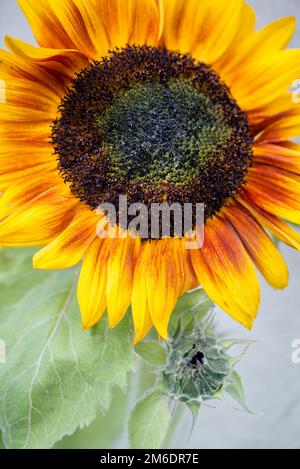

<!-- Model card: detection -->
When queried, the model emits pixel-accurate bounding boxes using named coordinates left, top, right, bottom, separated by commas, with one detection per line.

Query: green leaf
left=169, top=289, right=214, bottom=336
left=128, top=391, right=171, bottom=449
left=134, top=341, right=167, bottom=367
left=220, top=339, right=257, bottom=350
left=186, top=401, right=200, bottom=428
left=224, top=371, right=246, bottom=404
left=54, top=386, right=130, bottom=449
left=174, top=288, right=213, bottom=316
left=0, top=248, right=135, bottom=449
left=222, top=371, right=261, bottom=416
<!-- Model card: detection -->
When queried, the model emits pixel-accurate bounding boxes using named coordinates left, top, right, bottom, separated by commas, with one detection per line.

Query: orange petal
left=224, top=204, right=289, bottom=289
left=0, top=184, right=77, bottom=247
left=33, top=206, right=102, bottom=269
left=18, top=0, right=81, bottom=50
left=230, top=49, right=300, bottom=112
left=190, top=216, right=260, bottom=329
left=253, top=142, right=300, bottom=174
left=0, top=173, right=62, bottom=219
left=131, top=241, right=154, bottom=345
left=106, top=235, right=141, bottom=328
left=79, top=0, right=160, bottom=58
left=18, top=0, right=160, bottom=59
left=0, top=71, right=57, bottom=123
left=255, top=108, right=300, bottom=143
left=245, top=165, right=300, bottom=224
left=78, top=237, right=111, bottom=329
left=180, top=238, right=198, bottom=294
left=146, top=239, right=184, bottom=340
left=0, top=92, right=57, bottom=122
left=0, top=162, right=57, bottom=192
left=35, top=0, right=97, bottom=58
left=4, top=37, right=88, bottom=84
left=220, top=16, right=296, bottom=80
left=2, top=75, right=60, bottom=107
left=160, top=0, right=244, bottom=63
left=239, top=193, right=300, bottom=251
left=214, top=1, right=256, bottom=73
left=0, top=140, right=56, bottom=191
left=160, top=0, right=208, bottom=54
left=247, top=95, right=292, bottom=126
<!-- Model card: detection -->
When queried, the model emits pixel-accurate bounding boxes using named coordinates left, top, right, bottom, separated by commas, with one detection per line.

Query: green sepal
left=134, top=341, right=167, bottom=367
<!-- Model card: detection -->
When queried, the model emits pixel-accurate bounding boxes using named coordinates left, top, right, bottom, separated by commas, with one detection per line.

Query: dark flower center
left=188, top=351, right=206, bottom=370
left=52, top=45, right=253, bottom=234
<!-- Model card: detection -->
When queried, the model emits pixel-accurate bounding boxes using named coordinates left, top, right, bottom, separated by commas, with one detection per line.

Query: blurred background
left=0, top=0, right=299, bottom=449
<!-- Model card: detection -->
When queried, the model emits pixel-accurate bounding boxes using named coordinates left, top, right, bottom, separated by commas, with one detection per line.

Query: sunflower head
left=0, top=0, right=300, bottom=343
left=52, top=45, right=253, bottom=234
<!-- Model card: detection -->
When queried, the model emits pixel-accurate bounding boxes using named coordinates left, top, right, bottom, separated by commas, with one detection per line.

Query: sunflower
left=0, top=0, right=300, bottom=343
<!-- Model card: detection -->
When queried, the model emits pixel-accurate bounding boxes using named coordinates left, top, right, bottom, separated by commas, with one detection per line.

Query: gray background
left=0, top=0, right=299, bottom=450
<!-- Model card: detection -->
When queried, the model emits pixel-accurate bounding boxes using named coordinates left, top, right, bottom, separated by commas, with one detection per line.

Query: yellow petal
left=131, top=242, right=153, bottom=345
left=0, top=173, right=61, bottom=219
left=18, top=0, right=160, bottom=60
left=240, top=193, right=300, bottom=251
left=106, top=235, right=141, bottom=328
left=160, top=0, right=207, bottom=54
left=245, top=165, right=300, bottom=224
left=232, top=2, right=256, bottom=43
left=18, top=0, right=78, bottom=49
left=2, top=75, right=60, bottom=108
left=146, top=239, right=184, bottom=340
left=231, top=50, right=300, bottom=111
left=196, top=0, right=244, bottom=63
left=0, top=141, right=56, bottom=191
left=221, top=17, right=296, bottom=80
left=160, top=0, right=244, bottom=63
left=253, top=142, right=300, bottom=174
left=1, top=44, right=86, bottom=105
left=214, top=2, right=256, bottom=72
left=92, top=0, right=160, bottom=53
left=5, top=35, right=82, bottom=61
left=44, top=0, right=96, bottom=57
left=78, top=237, right=111, bottom=329
left=0, top=67, right=58, bottom=121
left=0, top=47, right=64, bottom=95
left=190, top=217, right=260, bottom=329
left=255, top=108, right=300, bottom=143
left=0, top=104, right=55, bottom=122
left=0, top=162, right=56, bottom=192
left=224, top=204, right=289, bottom=289
left=33, top=207, right=102, bottom=269
left=0, top=184, right=77, bottom=247
left=179, top=238, right=198, bottom=295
